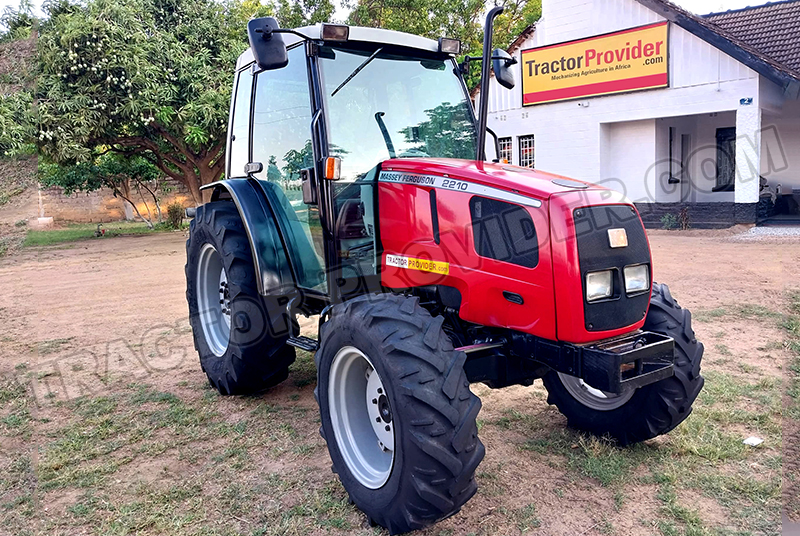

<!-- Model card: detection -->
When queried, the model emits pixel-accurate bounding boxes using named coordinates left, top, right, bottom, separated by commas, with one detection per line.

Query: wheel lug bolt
left=377, top=388, right=382, bottom=394
left=376, top=417, right=381, bottom=422
left=384, top=425, right=390, bottom=432
left=372, top=398, right=377, bottom=404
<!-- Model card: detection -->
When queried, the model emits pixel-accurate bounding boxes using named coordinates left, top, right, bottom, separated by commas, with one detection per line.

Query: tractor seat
left=336, top=199, right=368, bottom=240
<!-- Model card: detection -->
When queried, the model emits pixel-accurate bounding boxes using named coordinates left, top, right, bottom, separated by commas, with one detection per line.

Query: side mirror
left=247, top=17, right=288, bottom=71
left=492, top=49, right=517, bottom=90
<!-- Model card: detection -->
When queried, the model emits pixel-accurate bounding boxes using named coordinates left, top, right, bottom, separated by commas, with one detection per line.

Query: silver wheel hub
left=557, top=372, right=636, bottom=411
left=329, top=346, right=395, bottom=489
left=197, top=243, right=231, bottom=357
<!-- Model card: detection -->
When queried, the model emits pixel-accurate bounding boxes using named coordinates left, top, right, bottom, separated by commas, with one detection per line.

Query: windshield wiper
left=374, top=112, right=396, bottom=158
left=331, top=47, right=383, bottom=97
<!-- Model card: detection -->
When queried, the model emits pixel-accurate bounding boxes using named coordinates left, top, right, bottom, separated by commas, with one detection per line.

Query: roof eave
left=635, top=0, right=800, bottom=98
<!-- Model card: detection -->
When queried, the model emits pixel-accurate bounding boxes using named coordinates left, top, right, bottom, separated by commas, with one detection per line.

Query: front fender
left=200, top=178, right=293, bottom=295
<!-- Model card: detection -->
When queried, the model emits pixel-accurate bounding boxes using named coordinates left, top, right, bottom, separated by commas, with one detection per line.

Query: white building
left=475, top=0, right=800, bottom=227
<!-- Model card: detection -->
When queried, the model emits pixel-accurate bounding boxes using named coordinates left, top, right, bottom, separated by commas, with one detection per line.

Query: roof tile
left=704, top=0, right=800, bottom=73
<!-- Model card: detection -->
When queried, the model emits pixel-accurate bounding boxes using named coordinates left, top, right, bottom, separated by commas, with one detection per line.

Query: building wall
left=762, top=98, right=800, bottom=191
left=599, top=119, right=657, bottom=201
left=480, top=0, right=766, bottom=207
left=40, top=179, right=193, bottom=223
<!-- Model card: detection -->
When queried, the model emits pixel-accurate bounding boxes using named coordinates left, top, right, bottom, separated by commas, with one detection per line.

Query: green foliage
left=346, top=0, right=541, bottom=90
left=22, top=221, right=167, bottom=246
left=34, top=0, right=271, bottom=202
left=273, top=0, right=335, bottom=27
left=661, top=213, right=678, bottom=230
left=166, top=201, right=183, bottom=229
left=0, top=0, right=37, bottom=42
left=0, top=70, right=36, bottom=157
left=39, top=153, right=158, bottom=196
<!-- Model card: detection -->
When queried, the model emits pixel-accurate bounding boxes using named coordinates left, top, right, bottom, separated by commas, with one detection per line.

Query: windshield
left=318, top=46, right=478, bottom=182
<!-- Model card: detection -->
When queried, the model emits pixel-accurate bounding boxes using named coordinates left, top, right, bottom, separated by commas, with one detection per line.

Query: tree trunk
left=137, top=184, right=154, bottom=223
left=185, top=169, right=204, bottom=206
left=115, top=189, right=154, bottom=230
left=119, top=178, right=134, bottom=221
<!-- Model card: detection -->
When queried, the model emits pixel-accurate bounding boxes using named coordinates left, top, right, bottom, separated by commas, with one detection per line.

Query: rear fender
left=200, top=179, right=294, bottom=296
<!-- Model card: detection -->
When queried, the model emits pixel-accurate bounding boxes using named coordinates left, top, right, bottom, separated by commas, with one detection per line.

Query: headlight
left=586, top=270, right=613, bottom=302
left=624, top=264, right=650, bottom=295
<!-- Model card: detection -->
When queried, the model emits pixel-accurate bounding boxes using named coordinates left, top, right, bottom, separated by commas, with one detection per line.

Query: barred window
left=498, top=137, right=512, bottom=163
left=519, top=134, right=535, bottom=168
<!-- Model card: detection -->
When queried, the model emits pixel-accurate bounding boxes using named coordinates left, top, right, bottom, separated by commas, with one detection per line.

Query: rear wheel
left=542, top=283, right=704, bottom=445
left=315, top=294, right=484, bottom=534
left=186, top=201, right=295, bottom=395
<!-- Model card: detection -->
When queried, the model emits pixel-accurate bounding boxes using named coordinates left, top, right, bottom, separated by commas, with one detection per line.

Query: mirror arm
left=476, top=6, right=504, bottom=162
left=486, top=127, right=502, bottom=163
left=254, top=26, right=310, bottom=42
left=272, top=28, right=311, bottom=42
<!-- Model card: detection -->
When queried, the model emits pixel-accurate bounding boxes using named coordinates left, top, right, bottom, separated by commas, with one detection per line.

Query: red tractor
left=186, top=10, right=704, bottom=534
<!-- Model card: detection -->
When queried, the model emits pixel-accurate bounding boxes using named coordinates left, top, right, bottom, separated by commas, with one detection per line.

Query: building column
left=734, top=105, right=761, bottom=223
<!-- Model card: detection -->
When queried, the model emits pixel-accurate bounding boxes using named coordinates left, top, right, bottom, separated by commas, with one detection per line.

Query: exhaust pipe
left=475, top=6, right=504, bottom=162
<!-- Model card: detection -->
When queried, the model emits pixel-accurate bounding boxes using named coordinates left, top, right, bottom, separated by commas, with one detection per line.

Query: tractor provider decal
left=385, top=254, right=450, bottom=275
left=378, top=171, right=542, bottom=208
left=521, top=21, right=669, bottom=106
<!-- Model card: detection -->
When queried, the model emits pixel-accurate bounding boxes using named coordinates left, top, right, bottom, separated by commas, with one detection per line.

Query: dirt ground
left=1, top=229, right=798, bottom=536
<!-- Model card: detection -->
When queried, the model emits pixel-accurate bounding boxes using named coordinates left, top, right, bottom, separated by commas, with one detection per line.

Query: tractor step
left=287, top=336, right=319, bottom=352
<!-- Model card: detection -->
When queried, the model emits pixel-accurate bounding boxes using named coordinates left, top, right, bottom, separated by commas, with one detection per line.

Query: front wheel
left=315, top=294, right=484, bottom=534
left=542, top=283, right=704, bottom=445
left=186, top=201, right=295, bottom=395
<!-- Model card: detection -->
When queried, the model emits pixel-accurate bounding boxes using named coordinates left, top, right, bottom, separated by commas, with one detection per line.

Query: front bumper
left=514, top=330, right=675, bottom=394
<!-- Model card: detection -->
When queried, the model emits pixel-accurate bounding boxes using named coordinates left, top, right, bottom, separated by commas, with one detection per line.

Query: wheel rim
left=197, top=243, right=231, bottom=357
left=557, top=372, right=636, bottom=411
left=328, top=346, right=395, bottom=489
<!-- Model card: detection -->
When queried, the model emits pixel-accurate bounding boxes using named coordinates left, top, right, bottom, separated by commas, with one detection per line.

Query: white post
left=734, top=105, right=761, bottom=222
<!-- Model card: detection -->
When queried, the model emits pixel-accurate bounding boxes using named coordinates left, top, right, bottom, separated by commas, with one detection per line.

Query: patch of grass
left=510, top=502, right=541, bottom=532
left=36, top=384, right=228, bottom=490
left=713, top=344, right=732, bottom=356
left=477, top=464, right=506, bottom=497
left=289, top=350, right=317, bottom=387
left=37, top=337, right=74, bottom=355
left=23, top=221, right=176, bottom=247
left=0, top=378, right=26, bottom=403
left=522, top=430, right=658, bottom=486
left=694, top=303, right=782, bottom=324
left=693, top=308, right=728, bottom=323
left=0, top=186, right=25, bottom=206
left=258, top=480, right=355, bottom=534
left=656, top=482, right=708, bottom=535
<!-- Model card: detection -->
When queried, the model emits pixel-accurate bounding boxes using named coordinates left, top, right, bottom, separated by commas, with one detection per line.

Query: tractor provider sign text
left=521, top=22, right=669, bottom=106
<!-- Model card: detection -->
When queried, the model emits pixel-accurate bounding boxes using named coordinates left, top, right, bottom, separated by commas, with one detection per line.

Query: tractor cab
left=214, top=21, right=513, bottom=307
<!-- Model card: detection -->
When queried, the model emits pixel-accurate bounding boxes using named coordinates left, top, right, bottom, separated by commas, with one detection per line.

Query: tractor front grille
left=573, top=205, right=651, bottom=332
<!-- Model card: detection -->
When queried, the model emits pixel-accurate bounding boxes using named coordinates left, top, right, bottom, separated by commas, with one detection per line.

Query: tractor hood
left=380, top=158, right=628, bottom=204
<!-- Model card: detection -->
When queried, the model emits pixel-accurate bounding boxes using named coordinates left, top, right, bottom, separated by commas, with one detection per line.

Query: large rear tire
left=542, top=283, right=704, bottom=445
left=315, top=294, right=484, bottom=534
left=186, top=201, right=295, bottom=395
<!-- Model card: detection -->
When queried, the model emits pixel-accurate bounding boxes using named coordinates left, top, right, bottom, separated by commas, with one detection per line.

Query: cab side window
left=228, top=68, right=253, bottom=178
left=252, top=46, right=313, bottom=187
left=251, top=46, right=325, bottom=291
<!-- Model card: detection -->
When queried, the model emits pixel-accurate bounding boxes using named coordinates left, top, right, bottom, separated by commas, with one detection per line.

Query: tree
left=274, top=0, right=336, bottom=26
left=345, top=0, right=541, bottom=90
left=492, top=0, right=541, bottom=50
left=0, top=90, right=35, bottom=157
left=39, top=153, right=165, bottom=228
left=0, top=0, right=37, bottom=42
left=34, top=0, right=274, bottom=205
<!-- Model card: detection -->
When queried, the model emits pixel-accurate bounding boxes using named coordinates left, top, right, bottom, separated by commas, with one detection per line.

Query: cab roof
left=235, top=24, right=442, bottom=70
